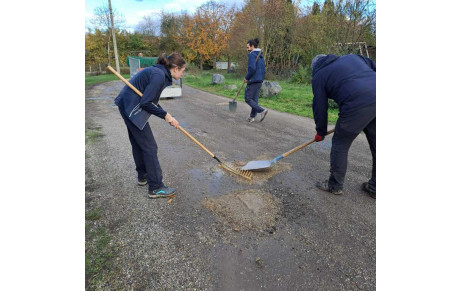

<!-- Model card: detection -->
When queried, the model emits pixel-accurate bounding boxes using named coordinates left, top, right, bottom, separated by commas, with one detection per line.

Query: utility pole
left=108, top=0, right=120, bottom=73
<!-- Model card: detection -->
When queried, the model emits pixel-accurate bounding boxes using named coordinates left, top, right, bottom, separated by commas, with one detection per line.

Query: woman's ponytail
left=156, top=52, right=185, bottom=70
left=156, top=53, right=169, bottom=67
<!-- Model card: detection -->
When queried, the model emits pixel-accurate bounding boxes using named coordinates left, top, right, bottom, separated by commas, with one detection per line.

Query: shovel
left=241, top=129, right=335, bottom=171
left=228, top=81, right=245, bottom=112
left=216, top=81, right=245, bottom=112
left=216, top=50, right=263, bottom=112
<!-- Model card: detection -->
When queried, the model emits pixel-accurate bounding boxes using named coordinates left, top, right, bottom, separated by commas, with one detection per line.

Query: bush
left=185, top=63, right=200, bottom=75
left=290, top=64, right=312, bottom=84
left=104, top=66, right=130, bottom=75
left=265, top=71, right=282, bottom=81
left=86, top=71, right=104, bottom=76
left=120, top=67, right=130, bottom=74
left=328, top=99, right=338, bottom=109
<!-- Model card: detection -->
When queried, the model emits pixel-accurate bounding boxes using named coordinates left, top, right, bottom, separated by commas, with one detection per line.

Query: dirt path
left=85, top=81, right=375, bottom=290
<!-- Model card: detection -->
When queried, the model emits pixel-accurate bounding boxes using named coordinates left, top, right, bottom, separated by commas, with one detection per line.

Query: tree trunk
left=107, top=34, right=111, bottom=67
left=213, top=55, right=217, bottom=70
left=227, top=54, right=231, bottom=73
left=108, top=0, right=120, bottom=73
left=107, top=42, right=110, bottom=66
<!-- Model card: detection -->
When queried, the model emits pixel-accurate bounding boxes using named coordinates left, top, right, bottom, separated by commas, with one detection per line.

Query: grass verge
left=85, top=74, right=130, bottom=88
left=85, top=212, right=117, bottom=289
left=85, top=127, right=104, bottom=146
left=183, top=70, right=339, bottom=123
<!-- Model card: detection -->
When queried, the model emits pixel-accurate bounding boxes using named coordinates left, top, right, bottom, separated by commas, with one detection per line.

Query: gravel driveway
left=85, top=80, right=376, bottom=290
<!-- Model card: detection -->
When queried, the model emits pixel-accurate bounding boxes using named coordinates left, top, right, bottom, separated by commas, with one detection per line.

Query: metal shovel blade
left=241, top=160, right=273, bottom=171
left=229, top=101, right=237, bottom=112
left=241, top=155, right=283, bottom=171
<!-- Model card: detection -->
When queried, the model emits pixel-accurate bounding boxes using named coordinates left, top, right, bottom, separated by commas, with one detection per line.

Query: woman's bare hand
left=165, top=113, right=179, bottom=129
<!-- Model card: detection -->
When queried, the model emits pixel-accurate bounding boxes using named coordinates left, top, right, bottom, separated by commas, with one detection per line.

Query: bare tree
left=90, top=4, right=126, bottom=31
left=159, top=11, right=189, bottom=53
left=135, top=14, right=161, bottom=36
left=337, top=0, right=376, bottom=53
left=90, top=4, right=126, bottom=64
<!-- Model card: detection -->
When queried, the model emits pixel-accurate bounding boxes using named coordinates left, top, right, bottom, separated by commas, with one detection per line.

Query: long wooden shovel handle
left=232, top=81, right=245, bottom=102
left=232, top=50, right=263, bottom=102
left=107, top=66, right=144, bottom=97
left=107, top=65, right=218, bottom=160
left=282, top=128, right=335, bottom=158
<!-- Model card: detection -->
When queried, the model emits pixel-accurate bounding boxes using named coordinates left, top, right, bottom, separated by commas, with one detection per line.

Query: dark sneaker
left=315, top=180, right=343, bottom=195
left=259, top=109, right=269, bottom=122
left=148, top=186, right=176, bottom=199
left=362, top=182, right=376, bottom=199
left=247, top=117, right=255, bottom=123
left=138, top=178, right=148, bottom=186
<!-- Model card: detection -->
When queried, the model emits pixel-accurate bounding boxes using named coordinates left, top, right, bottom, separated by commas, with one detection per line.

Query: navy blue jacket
left=115, top=64, right=172, bottom=129
left=312, top=54, right=376, bottom=136
left=245, top=49, right=265, bottom=84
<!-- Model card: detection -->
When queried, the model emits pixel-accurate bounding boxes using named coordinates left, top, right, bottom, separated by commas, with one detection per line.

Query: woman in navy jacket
left=114, top=53, right=186, bottom=198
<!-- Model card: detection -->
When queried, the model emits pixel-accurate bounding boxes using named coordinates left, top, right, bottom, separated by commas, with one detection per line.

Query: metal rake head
left=220, top=161, right=253, bottom=180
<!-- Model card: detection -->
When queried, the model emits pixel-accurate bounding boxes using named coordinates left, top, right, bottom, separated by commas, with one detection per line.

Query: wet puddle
left=189, top=168, right=225, bottom=194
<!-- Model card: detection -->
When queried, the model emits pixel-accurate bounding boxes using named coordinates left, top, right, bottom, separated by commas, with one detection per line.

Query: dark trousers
left=119, top=108, right=164, bottom=191
left=244, top=82, right=265, bottom=118
left=328, top=104, right=376, bottom=192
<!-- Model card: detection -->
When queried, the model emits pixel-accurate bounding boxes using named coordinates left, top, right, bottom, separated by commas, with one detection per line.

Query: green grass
left=85, top=73, right=130, bottom=87
left=183, top=70, right=339, bottom=123
left=85, top=209, right=118, bottom=289
left=85, top=225, right=117, bottom=289
left=85, top=128, right=103, bottom=145
left=86, top=209, right=102, bottom=221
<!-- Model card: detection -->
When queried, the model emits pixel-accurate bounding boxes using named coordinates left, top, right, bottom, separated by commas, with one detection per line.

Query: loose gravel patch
left=202, top=189, right=282, bottom=231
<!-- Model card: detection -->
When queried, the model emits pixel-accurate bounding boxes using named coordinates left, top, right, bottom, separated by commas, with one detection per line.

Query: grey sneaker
left=247, top=117, right=255, bottom=123
left=138, top=178, right=148, bottom=186
left=259, top=109, right=268, bottom=122
left=148, top=186, right=176, bottom=199
left=315, top=180, right=343, bottom=195
left=362, top=182, right=376, bottom=199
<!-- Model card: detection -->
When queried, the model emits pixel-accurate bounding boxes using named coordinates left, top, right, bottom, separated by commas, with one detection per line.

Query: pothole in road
left=202, top=189, right=282, bottom=231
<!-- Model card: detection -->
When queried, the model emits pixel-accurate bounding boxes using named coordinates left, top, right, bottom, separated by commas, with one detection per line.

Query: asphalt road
left=85, top=81, right=375, bottom=290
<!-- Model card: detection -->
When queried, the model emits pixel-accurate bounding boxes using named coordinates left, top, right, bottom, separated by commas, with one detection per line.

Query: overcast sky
left=85, top=0, right=248, bottom=32
left=85, top=0, right=321, bottom=32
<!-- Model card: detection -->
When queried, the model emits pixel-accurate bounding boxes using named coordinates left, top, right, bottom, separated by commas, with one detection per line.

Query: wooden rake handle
left=177, top=126, right=216, bottom=158
left=107, top=66, right=143, bottom=97
left=232, top=50, right=263, bottom=102
left=107, top=65, right=218, bottom=160
left=282, top=128, right=335, bottom=158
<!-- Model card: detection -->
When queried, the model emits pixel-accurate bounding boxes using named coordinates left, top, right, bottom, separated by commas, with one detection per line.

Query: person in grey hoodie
left=114, top=53, right=186, bottom=199
left=244, top=38, right=268, bottom=122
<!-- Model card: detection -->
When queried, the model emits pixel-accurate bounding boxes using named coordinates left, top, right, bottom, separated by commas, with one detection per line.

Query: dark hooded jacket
left=312, top=54, right=376, bottom=136
left=245, top=48, right=265, bottom=84
left=114, top=64, right=172, bottom=129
